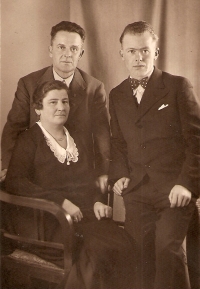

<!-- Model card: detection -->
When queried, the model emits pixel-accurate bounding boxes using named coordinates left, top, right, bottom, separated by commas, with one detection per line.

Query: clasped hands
left=62, top=199, right=112, bottom=223
left=112, top=177, right=192, bottom=208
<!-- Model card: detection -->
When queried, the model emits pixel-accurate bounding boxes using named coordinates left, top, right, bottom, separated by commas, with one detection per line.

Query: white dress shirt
left=130, top=67, right=154, bottom=104
left=53, top=69, right=74, bottom=87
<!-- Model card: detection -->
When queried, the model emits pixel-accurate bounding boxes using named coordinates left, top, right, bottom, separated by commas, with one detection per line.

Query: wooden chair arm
left=0, top=189, right=73, bottom=226
left=0, top=188, right=74, bottom=271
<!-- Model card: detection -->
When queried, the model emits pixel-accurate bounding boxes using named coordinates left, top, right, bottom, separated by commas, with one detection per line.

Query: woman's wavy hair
left=33, top=80, right=68, bottom=110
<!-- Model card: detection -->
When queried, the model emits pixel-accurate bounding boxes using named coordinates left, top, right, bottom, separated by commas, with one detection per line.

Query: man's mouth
left=61, top=61, right=72, bottom=64
left=133, top=65, right=145, bottom=68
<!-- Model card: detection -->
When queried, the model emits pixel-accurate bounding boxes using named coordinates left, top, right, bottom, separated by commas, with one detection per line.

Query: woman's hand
left=94, top=202, right=112, bottom=220
left=62, top=199, right=83, bottom=222
left=95, top=174, right=108, bottom=194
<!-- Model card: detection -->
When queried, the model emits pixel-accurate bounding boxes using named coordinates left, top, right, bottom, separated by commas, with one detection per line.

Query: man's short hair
left=33, top=80, right=68, bottom=110
left=120, top=21, right=159, bottom=44
left=50, top=21, right=86, bottom=44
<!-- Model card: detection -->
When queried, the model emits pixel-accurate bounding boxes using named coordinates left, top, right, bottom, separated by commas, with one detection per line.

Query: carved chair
left=0, top=188, right=74, bottom=288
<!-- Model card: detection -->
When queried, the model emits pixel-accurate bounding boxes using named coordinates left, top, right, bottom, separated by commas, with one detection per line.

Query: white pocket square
left=158, top=104, right=169, bottom=110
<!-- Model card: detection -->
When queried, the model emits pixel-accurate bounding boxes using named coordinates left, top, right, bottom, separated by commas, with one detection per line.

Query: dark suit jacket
left=1, top=66, right=110, bottom=177
left=109, top=67, right=200, bottom=198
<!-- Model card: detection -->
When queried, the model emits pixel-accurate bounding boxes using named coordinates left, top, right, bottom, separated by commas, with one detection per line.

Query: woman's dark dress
left=5, top=124, right=136, bottom=289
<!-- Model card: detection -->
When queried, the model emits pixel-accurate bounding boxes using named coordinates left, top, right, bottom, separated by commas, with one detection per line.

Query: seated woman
left=5, top=80, right=136, bottom=289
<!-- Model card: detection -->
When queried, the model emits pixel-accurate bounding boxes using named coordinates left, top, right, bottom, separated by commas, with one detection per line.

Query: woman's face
left=37, top=89, right=70, bottom=126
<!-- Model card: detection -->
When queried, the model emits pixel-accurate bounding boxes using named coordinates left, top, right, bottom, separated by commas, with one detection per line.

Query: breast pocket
left=143, top=103, right=181, bottom=138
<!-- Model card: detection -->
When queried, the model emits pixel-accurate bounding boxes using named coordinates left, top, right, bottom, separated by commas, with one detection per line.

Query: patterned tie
left=129, top=77, right=148, bottom=90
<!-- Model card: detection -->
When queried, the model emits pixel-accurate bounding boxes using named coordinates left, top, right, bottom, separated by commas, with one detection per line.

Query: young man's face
left=49, top=31, right=84, bottom=79
left=120, top=31, right=159, bottom=79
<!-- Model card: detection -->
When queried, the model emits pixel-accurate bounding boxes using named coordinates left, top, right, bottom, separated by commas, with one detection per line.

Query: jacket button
left=144, top=164, right=150, bottom=168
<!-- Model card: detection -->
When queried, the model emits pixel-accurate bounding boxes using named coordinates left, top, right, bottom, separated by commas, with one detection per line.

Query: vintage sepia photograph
left=1, top=1, right=200, bottom=288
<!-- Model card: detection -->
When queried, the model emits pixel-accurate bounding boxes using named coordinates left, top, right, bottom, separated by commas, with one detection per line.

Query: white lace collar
left=37, top=122, right=79, bottom=165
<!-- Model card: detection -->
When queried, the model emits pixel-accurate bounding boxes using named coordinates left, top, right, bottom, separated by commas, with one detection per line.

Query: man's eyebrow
left=126, top=46, right=150, bottom=50
left=71, top=44, right=81, bottom=48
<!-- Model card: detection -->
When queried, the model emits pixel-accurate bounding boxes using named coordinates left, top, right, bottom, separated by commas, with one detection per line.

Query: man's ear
left=49, top=46, right=53, bottom=58
left=35, top=109, right=41, bottom=116
left=119, top=50, right=124, bottom=60
left=155, top=48, right=159, bottom=59
left=79, top=49, right=84, bottom=58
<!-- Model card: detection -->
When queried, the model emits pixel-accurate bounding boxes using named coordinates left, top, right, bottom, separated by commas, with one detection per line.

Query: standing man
left=1, top=21, right=110, bottom=193
left=109, top=21, right=200, bottom=289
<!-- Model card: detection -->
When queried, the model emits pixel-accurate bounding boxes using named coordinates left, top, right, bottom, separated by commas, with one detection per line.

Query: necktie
left=62, top=79, right=69, bottom=90
left=129, top=77, right=148, bottom=90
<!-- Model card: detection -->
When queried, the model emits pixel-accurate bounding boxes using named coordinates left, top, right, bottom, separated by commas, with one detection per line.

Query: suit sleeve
left=91, top=82, right=110, bottom=177
left=108, top=90, right=130, bottom=185
left=5, top=132, right=68, bottom=206
left=176, top=78, right=200, bottom=197
left=1, top=78, right=31, bottom=169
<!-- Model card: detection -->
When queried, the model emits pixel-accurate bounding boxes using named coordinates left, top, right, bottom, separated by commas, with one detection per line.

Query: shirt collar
left=53, top=68, right=74, bottom=87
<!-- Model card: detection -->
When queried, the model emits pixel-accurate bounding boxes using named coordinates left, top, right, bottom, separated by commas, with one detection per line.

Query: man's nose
left=63, top=48, right=72, bottom=57
left=135, top=51, right=142, bottom=62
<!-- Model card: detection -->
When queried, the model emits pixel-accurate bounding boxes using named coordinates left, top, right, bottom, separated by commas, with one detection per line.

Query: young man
left=1, top=21, right=110, bottom=193
left=109, top=21, right=200, bottom=289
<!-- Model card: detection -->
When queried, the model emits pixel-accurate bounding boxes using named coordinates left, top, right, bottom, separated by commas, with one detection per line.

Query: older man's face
left=49, top=31, right=84, bottom=79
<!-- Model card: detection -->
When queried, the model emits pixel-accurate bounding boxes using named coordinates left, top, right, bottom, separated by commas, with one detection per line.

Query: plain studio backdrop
left=1, top=0, right=200, bottom=168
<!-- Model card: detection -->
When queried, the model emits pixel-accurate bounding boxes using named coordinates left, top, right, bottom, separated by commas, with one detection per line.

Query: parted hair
left=33, top=80, right=68, bottom=110
left=50, top=21, right=86, bottom=44
left=120, top=21, right=159, bottom=44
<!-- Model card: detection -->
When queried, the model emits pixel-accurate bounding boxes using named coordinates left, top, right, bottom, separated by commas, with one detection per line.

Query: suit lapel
left=135, top=67, right=169, bottom=123
left=114, top=79, right=138, bottom=124
left=37, top=66, right=54, bottom=85
left=67, top=68, right=86, bottom=120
